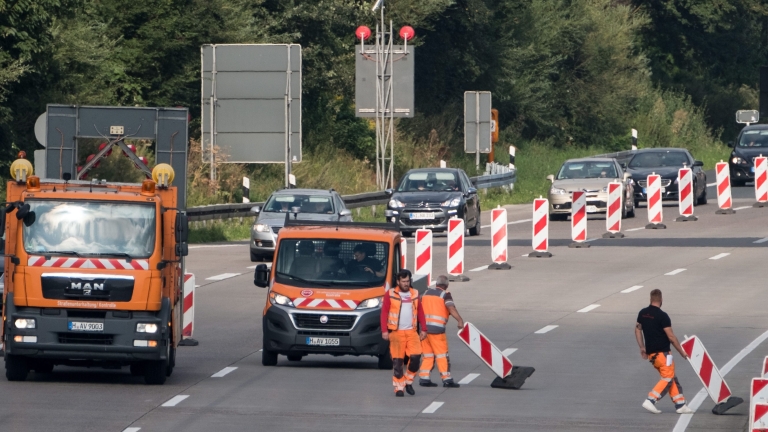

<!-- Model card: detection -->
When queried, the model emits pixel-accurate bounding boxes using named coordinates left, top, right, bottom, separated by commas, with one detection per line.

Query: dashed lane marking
left=625, top=227, right=645, bottom=232
left=621, top=285, right=644, bottom=294
left=755, top=237, right=768, bottom=244
left=535, top=325, right=558, bottom=334
left=161, top=395, right=189, bottom=407
left=247, top=265, right=257, bottom=269
left=206, top=273, right=242, bottom=281
left=502, top=348, right=517, bottom=357
left=458, top=373, right=480, bottom=385
left=481, top=218, right=532, bottom=228
left=422, top=402, right=445, bottom=414
left=664, top=268, right=687, bottom=276
left=470, top=265, right=489, bottom=272
left=733, top=206, right=751, bottom=211
left=577, top=304, right=600, bottom=313
left=123, top=428, right=141, bottom=432
left=709, top=253, right=730, bottom=260
left=706, top=182, right=716, bottom=187
left=211, top=367, right=238, bottom=378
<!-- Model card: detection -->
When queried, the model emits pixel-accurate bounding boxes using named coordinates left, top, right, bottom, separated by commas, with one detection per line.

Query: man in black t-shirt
left=345, top=244, right=384, bottom=279
left=635, top=289, right=693, bottom=414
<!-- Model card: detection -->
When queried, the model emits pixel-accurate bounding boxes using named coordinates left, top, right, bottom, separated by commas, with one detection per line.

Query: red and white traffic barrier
left=755, top=156, right=768, bottom=207
left=752, top=403, right=768, bottom=431
left=645, top=174, right=666, bottom=229
left=489, top=207, right=511, bottom=269
left=763, top=356, right=768, bottom=378
left=603, top=181, right=624, bottom=238
left=458, top=322, right=535, bottom=389
left=400, top=237, right=407, bottom=270
left=681, top=335, right=742, bottom=413
left=676, top=167, right=697, bottom=222
left=752, top=378, right=768, bottom=428
left=178, top=273, right=199, bottom=346
left=414, top=229, right=432, bottom=285
left=529, top=197, right=551, bottom=257
left=569, top=191, right=589, bottom=248
left=716, top=161, right=735, bottom=214
left=447, top=218, right=469, bottom=280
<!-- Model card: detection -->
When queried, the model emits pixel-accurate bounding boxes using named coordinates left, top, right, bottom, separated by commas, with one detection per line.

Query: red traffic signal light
left=356, top=26, right=371, bottom=40
left=399, top=26, right=415, bottom=41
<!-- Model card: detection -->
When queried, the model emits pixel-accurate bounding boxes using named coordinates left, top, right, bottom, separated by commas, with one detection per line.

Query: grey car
left=250, top=189, right=352, bottom=261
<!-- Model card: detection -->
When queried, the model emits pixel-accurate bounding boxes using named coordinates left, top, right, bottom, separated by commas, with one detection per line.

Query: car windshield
left=397, top=172, right=460, bottom=192
left=628, top=151, right=690, bottom=169
left=738, top=130, right=768, bottom=147
left=556, top=162, right=618, bottom=179
left=23, top=200, right=156, bottom=258
left=264, top=194, right=335, bottom=214
left=275, top=239, right=389, bottom=288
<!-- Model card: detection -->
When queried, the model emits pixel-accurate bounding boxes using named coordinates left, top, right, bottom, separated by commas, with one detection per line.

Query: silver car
left=250, top=189, right=352, bottom=261
left=546, top=157, right=635, bottom=221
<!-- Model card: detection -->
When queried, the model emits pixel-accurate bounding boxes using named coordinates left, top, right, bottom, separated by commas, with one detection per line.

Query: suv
left=250, top=189, right=352, bottom=261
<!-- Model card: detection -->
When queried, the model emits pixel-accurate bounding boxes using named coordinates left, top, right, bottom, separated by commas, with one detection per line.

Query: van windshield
left=275, top=239, right=389, bottom=288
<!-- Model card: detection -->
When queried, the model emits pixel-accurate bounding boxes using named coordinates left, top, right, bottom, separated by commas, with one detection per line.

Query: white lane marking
left=625, top=227, right=645, bottom=232
left=458, top=373, right=480, bottom=385
left=521, top=254, right=529, bottom=257
left=470, top=265, right=489, bottom=272
left=189, top=244, right=247, bottom=249
left=755, top=237, right=768, bottom=244
left=577, top=304, right=600, bottom=313
left=194, top=285, right=200, bottom=288
left=706, top=182, right=716, bottom=187
left=123, top=428, right=141, bottom=432
left=621, top=285, right=643, bottom=294
left=535, top=325, right=558, bottom=334
left=205, top=273, right=242, bottom=281
left=733, top=206, right=751, bottom=211
left=247, top=265, right=257, bottom=269
left=211, top=367, right=238, bottom=378
left=664, top=268, right=687, bottom=276
left=709, top=253, right=730, bottom=260
left=258, top=349, right=263, bottom=352
left=673, top=329, right=768, bottom=431
left=422, top=402, right=445, bottom=414
left=161, top=395, right=189, bottom=407
left=502, top=348, right=517, bottom=357
left=584, top=238, right=598, bottom=243
left=481, top=218, right=532, bottom=228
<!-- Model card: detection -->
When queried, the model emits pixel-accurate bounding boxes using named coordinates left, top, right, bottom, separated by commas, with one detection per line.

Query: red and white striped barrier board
left=605, top=182, right=622, bottom=233
left=447, top=218, right=465, bottom=276
left=27, top=256, right=149, bottom=270
left=751, top=379, right=768, bottom=428
left=571, top=191, right=587, bottom=242
left=491, top=208, right=507, bottom=263
left=292, top=297, right=359, bottom=310
left=532, top=198, right=549, bottom=252
left=752, top=403, right=768, bottom=431
left=716, top=162, right=733, bottom=210
left=414, top=229, right=432, bottom=285
left=763, top=356, right=768, bottom=378
left=678, top=168, right=694, bottom=216
left=457, top=322, right=513, bottom=378
left=681, top=335, right=733, bottom=404
left=400, top=237, right=407, bottom=270
left=183, top=273, right=195, bottom=338
left=755, top=156, right=768, bottom=203
left=646, top=174, right=663, bottom=224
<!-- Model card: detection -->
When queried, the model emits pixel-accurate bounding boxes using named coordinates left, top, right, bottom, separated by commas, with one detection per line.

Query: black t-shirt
left=637, top=305, right=672, bottom=354
left=345, top=257, right=382, bottom=277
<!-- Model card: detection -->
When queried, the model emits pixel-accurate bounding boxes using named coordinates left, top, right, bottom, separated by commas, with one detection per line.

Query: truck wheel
left=33, top=362, right=54, bottom=374
left=166, top=346, right=176, bottom=377
left=286, top=354, right=302, bottom=362
left=377, top=353, right=393, bottom=370
left=262, top=349, right=278, bottom=366
left=144, top=338, right=170, bottom=385
left=130, top=363, right=145, bottom=376
left=5, top=355, right=29, bottom=381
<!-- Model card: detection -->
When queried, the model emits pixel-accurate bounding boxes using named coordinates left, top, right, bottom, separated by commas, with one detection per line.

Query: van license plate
left=306, top=337, right=340, bottom=346
left=68, top=322, right=104, bottom=332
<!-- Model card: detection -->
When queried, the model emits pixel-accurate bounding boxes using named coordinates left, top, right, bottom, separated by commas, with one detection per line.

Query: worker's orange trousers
left=648, top=352, right=685, bottom=406
left=389, top=329, right=422, bottom=392
left=419, top=333, right=452, bottom=382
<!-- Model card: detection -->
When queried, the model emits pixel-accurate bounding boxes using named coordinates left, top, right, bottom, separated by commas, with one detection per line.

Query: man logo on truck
left=70, top=282, right=104, bottom=296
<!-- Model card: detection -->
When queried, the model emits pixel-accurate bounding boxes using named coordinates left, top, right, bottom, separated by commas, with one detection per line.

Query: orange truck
left=253, top=217, right=425, bottom=369
left=1, top=158, right=188, bottom=384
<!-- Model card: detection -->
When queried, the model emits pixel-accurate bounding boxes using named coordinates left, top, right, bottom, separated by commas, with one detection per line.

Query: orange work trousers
left=389, top=329, right=422, bottom=392
left=648, top=352, right=685, bottom=406
left=419, top=333, right=452, bottom=382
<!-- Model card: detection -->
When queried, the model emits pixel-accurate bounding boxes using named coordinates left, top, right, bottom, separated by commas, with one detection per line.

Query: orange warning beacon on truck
left=253, top=217, right=416, bottom=369
left=2, top=158, right=189, bottom=384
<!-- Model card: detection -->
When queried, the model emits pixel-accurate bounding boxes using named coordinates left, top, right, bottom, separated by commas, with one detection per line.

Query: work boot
left=675, top=404, right=694, bottom=414
left=419, top=379, right=438, bottom=387
left=395, top=390, right=404, bottom=397
left=642, top=399, right=661, bottom=414
left=405, top=384, right=415, bottom=395
left=443, top=380, right=460, bottom=388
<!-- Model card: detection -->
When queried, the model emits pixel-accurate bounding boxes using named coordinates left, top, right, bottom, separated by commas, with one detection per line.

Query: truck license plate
left=409, top=213, right=434, bottom=220
left=68, top=321, right=104, bottom=332
left=306, top=337, right=340, bottom=346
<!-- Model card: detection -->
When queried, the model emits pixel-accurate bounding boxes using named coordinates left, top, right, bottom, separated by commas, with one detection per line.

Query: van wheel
left=377, top=353, right=393, bottom=370
left=262, top=349, right=278, bottom=366
left=250, top=251, right=261, bottom=262
left=5, top=355, right=29, bottom=381
left=287, top=354, right=303, bottom=362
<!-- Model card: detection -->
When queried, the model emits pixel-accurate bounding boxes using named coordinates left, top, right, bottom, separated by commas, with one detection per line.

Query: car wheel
left=697, top=188, right=708, bottom=205
left=468, top=210, right=481, bottom=236
left=627, top=199, right=636, bottom=218
left=250, top=251, right=261, bottom=262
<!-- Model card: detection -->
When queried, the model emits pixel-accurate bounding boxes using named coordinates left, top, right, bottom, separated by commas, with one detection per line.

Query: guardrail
left=187, top=169, right=517, bottom=222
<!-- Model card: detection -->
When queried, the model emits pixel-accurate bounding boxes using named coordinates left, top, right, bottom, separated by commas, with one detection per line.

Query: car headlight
left=136, top=323, right=158, bottom=333
left=14, top=318, right=35, bottom=329
left=441, top=197, right=461, bottom=207
left=269, top=292, right=295, bottom=307
left=356, top=296, right=383, bottom=310
left=601, top=186, right=608, bottom=193
left=732, top=157, right=745, bottom=164
left=388, top=199, right=405, bottom=208
left=254, top=223, right=271, bottom=233
left=549, top=187, right=566, bottom=195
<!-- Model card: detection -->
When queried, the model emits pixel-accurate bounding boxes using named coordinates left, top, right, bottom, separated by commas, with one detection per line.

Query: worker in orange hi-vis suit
left=381, top=269, right=427, bottom=397
left=418, top=275, right=464, bottom=388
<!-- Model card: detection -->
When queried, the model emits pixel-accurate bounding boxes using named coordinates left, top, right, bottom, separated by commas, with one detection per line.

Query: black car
left=728, top=124, right=768, bottom=186
left=385, top=168, right=481, bottom=236
left=626, top=148, right=707, bottom=205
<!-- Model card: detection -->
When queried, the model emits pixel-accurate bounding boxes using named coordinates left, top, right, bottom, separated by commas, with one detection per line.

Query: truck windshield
left=275, top=239, right=389, bottom=288
left=23, top=200, right=156, bottom=258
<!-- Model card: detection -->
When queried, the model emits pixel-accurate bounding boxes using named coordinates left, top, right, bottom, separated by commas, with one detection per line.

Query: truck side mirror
left=254, top=264, right=269, bottom=288
left=175, top=243, right=188, bottom=257
left=175, top=213, right=189, bottom=243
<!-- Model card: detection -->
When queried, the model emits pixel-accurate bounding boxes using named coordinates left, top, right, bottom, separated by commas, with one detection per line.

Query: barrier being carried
left=602, top=181, right=624, bottom=238
left=681, top=335, right=742, bottom=414
left=447, top=218, right=469, bottom=281
left=676, top=167, right=698, bottom=222
left=645, top=173, right=666, bottom=229
left=414, top=229, right=432, bottom=286
left=489, top=207, right=511, bottom=269
left=716, top=161, right=735, bottom=214
left=569, top=191, right=589, bottom=248
left=529, top=197, right=552, bottom=258
left=457, top=322, right=534, bottom=389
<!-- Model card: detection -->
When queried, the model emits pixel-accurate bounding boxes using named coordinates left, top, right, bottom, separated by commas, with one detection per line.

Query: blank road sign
left=465, top=91, right=492, bottom=153
left=355, top=45, right=415, bottom=118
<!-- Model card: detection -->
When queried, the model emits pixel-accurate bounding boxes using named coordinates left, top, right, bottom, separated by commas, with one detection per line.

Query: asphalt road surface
left=2, top=181, right=767, bottom=432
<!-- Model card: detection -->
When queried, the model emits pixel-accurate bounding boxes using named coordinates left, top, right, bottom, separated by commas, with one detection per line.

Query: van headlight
left=14, top=318, right=35, bottom=329
left=356, top=297, right=383, bottom=310
left=254, top=224, right=271, bottom=233
left=136, top=323, right=158, bottom=333
left=269, top=292, right=295, bottom=307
